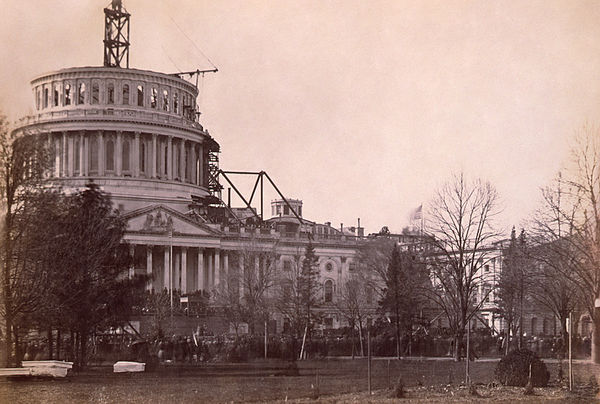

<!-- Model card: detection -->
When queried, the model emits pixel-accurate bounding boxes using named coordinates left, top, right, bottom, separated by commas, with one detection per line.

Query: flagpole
left=421, top=204, right=424, bottom=236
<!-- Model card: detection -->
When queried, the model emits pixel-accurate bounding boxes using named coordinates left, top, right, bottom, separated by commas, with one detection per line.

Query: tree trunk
left=395, top=305, right=401, bottom=359
left=3, top=317, right=12, bottom=367
left=359, top=323, right=364, bottom=357
left=505, top=320, right=512, bottom=356
left=13, top=326, right=21, bottom=366
left=593, top=306, right=600, bottom=364
left=56, top=329, right=61, bottom=360
left=454, top=333, right=461, bottom=361
left=70, top=329, right=75, bottom=363
left=47, top=328, right=53, bottom=360
left=351, top=323, right=355, bottom=359
left=80, top=330, right=87, bottom=369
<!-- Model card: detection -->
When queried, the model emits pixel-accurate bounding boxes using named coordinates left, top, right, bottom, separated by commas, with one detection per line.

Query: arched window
left=324, top=280, right=333, bottom=303
left=64, top=84, right=71, bottom=105
left=107, top=83, right=115, bottom=104
left=78, top=82, right=86, bottom=105
left=151, top=87, right=157, bottom=108
left=140, top=142, right=146, bottom=173
left=36, top=89, right=41, bottom=110
left=105, top=139, right=115, bottom=171
left=91, top=83, right=99, bottom=104
left=137, top=85, right=144, bottom=106
left=89, top=136, right=98, bottom=172
left=122, top=84, right=130, bottom=105
left=54, top=84, right=60, bottom=107
left=173, top=93, right=179, bottom=114
left=122, top=139, right=130, bottom=171
left=162, top=89, right=169, bottom=111
left=43, top=88, right=49, bottom=108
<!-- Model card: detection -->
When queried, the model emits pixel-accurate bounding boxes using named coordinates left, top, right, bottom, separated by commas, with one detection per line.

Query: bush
left=494, top=349, right=550, bottom=387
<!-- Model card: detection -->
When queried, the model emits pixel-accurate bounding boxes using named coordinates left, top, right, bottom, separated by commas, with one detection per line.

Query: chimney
left=340, top=223, right=343, bottom=232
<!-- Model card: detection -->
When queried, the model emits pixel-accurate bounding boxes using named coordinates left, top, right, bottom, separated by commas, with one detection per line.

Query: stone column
left=128, top=245, right=135, bottom=279
left=197, top=248, right=205, bottom=291
left=83, top=135, right=89, bottom=176
left=239, top=253, right=244, bottom=299
left=167, top=136, right=173, bottom=180
left=78, top=132, right=85, bottom=176
left=68, top=133, right=74, bottom=177
left=134, top=132, right=140, bottom=177
left=151, top=134, right=157, bottom=178
left=214, top=249, right=221, bottom=286
left=61, top=131, right=67, bottom=177
left=190, top=143, right=196, bottom=185
left=116, top=131, right=122, bottom=176
left=223, top=251, right=229, bottom=283
left=146, top=245, right=153, bottom=291
left=54, top=137, right=61, bottom=177
left=44, top=134, right=52, bottom=178
left=164, top=246, right=170, bottom=290
left=174, top=248, right=180, bottom=291
left=197, top=145, right=203, bottom=186
left=207, top=250, right=213, bottom=289
left=98, top=130, right=104, bottom=176
left=179, top=139, right=186, bottom=182
left=181, top=247, right=187, bottom=294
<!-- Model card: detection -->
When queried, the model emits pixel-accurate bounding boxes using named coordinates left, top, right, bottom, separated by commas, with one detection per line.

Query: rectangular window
left=151, top=88, right=157, bottom=109
left=64, top=84, right=71, bottom=105
left=78, top=83, right=86, bottom=105
left=137, top=85, right=144, bottom=106
left=162, top=90, right=169, bottom=111
left=92, top=83, right=99, bottom=104
left=54, top=84, right=60, bottom=107
left=122, top=84, right=130, bottom=105
left=107, top=83, right=115, bottom=104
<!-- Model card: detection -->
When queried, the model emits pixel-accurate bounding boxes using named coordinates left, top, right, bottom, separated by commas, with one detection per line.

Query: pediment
left=124, top=205, right=221, bottom=236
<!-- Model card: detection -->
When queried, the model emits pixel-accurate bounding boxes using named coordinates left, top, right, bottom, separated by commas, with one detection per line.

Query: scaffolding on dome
left=103, top=0, right=130, bottom=68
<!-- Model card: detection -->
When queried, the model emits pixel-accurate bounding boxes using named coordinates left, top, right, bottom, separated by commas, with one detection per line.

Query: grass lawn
left=0, top=359, right=596, bottom=403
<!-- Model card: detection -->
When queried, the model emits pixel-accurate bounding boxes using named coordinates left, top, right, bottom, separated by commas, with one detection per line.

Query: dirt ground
left=0, top=359, right=597, bottom=403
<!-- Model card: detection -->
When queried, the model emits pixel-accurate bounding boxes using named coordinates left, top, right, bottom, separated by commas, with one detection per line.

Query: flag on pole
left=410, top=205, right=423, bottom=222
left=409, top=204, right=424, bottom=234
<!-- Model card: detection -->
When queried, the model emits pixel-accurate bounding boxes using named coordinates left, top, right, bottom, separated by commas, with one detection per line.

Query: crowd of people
left=6, top=327, right=592, bottom=365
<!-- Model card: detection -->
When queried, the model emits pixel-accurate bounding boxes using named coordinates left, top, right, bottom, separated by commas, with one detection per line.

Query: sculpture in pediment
left=142, top=211, right=173, bottom=232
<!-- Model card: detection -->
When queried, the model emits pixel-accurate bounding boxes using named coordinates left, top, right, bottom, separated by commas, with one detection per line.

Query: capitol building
left=12, top=0, right=366, bottom=334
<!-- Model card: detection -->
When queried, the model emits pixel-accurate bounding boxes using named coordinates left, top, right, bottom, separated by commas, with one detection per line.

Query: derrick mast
left=103, top=0, right=130, bottom=68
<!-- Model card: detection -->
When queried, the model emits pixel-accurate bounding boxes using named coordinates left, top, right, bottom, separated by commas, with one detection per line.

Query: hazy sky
left=1, top=0, right=599, bottom=234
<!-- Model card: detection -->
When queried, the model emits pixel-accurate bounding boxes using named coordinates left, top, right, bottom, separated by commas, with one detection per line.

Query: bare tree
left=496, top=228, right=530, bottom=353
left=529, top=125, right=600, bottom=362
left=336, top=268, right=374, bottom=357
left=424, top=173, right=501, bottom=361
left=275, top=243, right=322, bottom=358
left=0, top=120, right=54, bottom=366
left=216, top=237, right=279, bottom=336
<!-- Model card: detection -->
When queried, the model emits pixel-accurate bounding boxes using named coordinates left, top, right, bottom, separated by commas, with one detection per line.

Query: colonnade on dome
left=46, top=129, right=206, bottom=187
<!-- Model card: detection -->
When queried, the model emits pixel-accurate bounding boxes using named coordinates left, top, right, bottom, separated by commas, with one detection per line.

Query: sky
left=1, top=0, right=599, bottom=235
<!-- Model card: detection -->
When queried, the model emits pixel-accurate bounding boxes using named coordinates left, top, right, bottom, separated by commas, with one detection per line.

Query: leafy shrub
left=494, top=349, right=549, bottom=387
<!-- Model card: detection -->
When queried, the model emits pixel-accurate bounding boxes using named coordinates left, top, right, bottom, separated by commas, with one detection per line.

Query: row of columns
left=140, top=246, right=229, bottom=294
left=49, top=130, right=204, bottom=185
